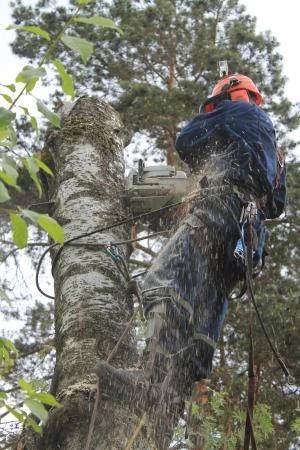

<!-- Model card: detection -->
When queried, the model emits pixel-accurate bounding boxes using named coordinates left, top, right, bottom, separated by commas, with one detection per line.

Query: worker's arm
left=175, top=112, right=229, bottom=170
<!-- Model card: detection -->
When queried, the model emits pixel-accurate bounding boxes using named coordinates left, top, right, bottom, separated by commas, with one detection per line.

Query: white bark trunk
left=25, top=97, right=153, bottom=450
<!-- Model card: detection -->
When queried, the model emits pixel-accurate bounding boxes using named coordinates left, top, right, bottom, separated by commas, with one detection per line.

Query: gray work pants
left=142, top=194, right=244, bottom=391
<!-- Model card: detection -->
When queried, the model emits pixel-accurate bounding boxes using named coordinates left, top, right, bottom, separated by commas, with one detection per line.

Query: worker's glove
left=239, top=202, right=257, bottom=224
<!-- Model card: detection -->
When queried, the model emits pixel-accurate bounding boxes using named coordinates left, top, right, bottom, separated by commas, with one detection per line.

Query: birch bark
left=25, top=97, right=151, bottom=450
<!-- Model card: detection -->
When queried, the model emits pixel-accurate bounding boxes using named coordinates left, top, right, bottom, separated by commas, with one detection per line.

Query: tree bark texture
left=21, top=97, right=153, bottom=450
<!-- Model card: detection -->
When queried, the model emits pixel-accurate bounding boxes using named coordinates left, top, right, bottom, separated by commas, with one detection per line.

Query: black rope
left=218, top=197, right=290, bottom=378
left=247, top=281, right=289, bottom=377
left=36, top=187, right=226, bottom=299
left=35, top=199, right=185, bottom=299
left=36, top=191, right=290, bottom=381
left=243, top=221, right=258, bottom=450
left=51, top=199, right=184, bottom=275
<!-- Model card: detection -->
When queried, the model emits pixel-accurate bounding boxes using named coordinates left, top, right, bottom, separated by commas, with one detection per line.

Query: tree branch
left=135, top=242, right=157, bottom=258
left=129, top=258, right=152, bottom=268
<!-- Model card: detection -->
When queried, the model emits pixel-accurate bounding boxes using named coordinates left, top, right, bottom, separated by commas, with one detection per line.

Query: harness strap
left=193, top=333, right=217, bottom=349
left=243, top=221, right=257, bottom=450
left=275, top=146, right=285, bottom=188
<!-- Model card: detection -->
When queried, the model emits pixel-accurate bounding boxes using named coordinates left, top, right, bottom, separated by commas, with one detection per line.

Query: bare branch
left=129, top=258, right=151, bottom=268
left=135, top=242, right=157, bottom=258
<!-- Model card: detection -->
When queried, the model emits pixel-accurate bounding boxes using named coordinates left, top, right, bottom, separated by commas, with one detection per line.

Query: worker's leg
left=142, top=196, right=243, bottom=450
left=142, top=223, right=199, bottom=386
left=142, top=227, right=226, bottom=388
left=142, top=196, right=242, bottom=390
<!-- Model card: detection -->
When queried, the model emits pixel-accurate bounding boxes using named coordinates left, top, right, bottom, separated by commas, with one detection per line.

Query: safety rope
left=218, top=197, right=290, bottom=378
left=35, top=201, right=183, bottom=299
left=222, top=200, right=290, bottom=449
left=243, top=220, right=258, bottom=450
left=35, top=188, right=223, bottom=299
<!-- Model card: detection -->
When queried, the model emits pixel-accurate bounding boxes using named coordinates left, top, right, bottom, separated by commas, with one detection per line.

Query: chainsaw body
left=125, top=160, right=189, bottom=215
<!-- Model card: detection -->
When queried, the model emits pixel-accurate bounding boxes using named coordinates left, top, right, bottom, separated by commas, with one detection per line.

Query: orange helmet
left=211, top=73, right=262, bottom=106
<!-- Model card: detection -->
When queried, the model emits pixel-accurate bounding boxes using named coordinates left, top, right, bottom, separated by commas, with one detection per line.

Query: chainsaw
left=124, top=159, right=189, bottom=216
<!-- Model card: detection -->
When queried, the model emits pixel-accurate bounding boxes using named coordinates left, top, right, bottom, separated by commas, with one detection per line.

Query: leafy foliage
left=1, top=378, right=61, bottom=436
left=0, top=0, right=122, bottom=440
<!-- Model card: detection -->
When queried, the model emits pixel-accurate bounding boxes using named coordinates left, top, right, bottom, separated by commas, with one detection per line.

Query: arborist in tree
left=142, top=67, right=286, bottom=445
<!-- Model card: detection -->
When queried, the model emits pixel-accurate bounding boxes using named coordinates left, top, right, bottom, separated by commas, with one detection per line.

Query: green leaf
left=3, top=84, right=16, bottom=93
left=0, top=391, right=7, bottom=399
left=74, top=16, right=123, bottom=34
left=30, top=172, right=42, bottom=196
left=1, top=126, right=18, bottom=150
left=0, top=107, right=16, bottom=128
left=51, top=60, right=75, bottom=97
left=24, top=398, right=48, bottom=424
left=0, top=171, right=16, bottom=187
left=0, top=288, right=11, bottom=305
left=0, top=180, right=10, bottom=202
left=33, top=392, right=61, bottom=407
left=75, top=0, right=93, bottom=4
left=7, top=25, right=50, bottom=41
left=16, top=65, right=47, bottom=83
left=20, top=106, right=29, bottom=116
left=2, top=155, right=19, bottom=183
left=3, top=338, right=17, bottom=354
left=26, top=416, right=43, bottom=434
left=16, top=66, right=47, bottom=93
left=22, top=157, right=39, bottom=176
left=30, top=116, right=39, bottom=136
left=22, top=210, right=64, bottom=244
left=61, top=34, right=93, bottom=64
left=0, top=93, right=13, bottom=104
left=21, top=157, right=42, bottom=197
left=18, top=379, right=34, bottom=394
left=5, top=404, right=24, bottom=422
left=37, top=215, right=64, bottom=244
left=36, top=100, right=61, bottom=128
left=0, top=339, right=15, bottom=371
left=10, top=213, right=28, bottom=249
left=9, top=126, right=18, bottom=147
left=291, top=417, right=300, bottom=433
left=0, top=128, right=9, bottom=141
left=32, top=157, right=53, bottom=176
left=20, top=107, right=39, bottom=136
left=2, top=347, right=10, bottom=370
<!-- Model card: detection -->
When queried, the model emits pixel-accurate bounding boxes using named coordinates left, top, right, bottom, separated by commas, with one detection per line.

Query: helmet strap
left=200, top=91, right=230, bottom=113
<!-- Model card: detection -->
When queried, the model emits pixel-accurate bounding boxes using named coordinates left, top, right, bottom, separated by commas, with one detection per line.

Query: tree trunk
left=20, top=96, right=153, bottom=450
left=165, top=125, right=178, bottom=166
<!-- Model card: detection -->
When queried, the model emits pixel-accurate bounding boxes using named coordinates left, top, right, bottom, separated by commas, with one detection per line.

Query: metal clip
left=105, top=243, right=120, bottom=261
left=218, top=60, right=229, bottom=78
left=234, top=224, right=245, bottom=262
left=239, top=202, right=257, bottom=224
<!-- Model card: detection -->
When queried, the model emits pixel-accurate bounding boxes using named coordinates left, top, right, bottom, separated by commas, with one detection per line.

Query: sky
left=0, top=0, right=300, bottom=144
left=241, top=0, right=300, bottom=105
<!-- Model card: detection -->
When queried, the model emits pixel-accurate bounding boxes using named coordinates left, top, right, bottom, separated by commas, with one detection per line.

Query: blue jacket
left=175, top=100, right=286, bottom=218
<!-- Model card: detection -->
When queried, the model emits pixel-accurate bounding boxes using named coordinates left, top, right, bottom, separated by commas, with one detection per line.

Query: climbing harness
left=234, top=202, right=258, bottom=262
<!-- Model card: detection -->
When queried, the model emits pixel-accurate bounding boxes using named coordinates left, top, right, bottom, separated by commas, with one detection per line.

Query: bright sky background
left=0, top=0, right=300, bottom=145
